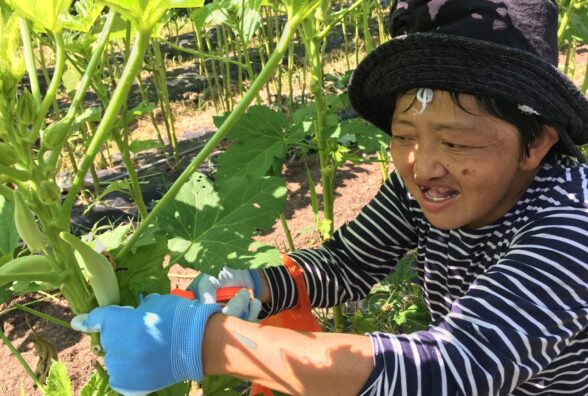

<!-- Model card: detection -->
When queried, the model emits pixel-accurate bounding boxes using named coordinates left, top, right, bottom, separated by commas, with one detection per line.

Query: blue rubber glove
left=188, top=268, right=262, bottom=321
left=71, top=294, right=221, bottom=396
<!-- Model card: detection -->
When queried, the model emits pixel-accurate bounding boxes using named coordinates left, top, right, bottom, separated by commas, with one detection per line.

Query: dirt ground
left=0, top=146, right=385, bottom=395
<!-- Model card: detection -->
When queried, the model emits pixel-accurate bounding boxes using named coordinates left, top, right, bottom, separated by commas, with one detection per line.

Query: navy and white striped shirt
left=261, top=154, right=588, bottom=395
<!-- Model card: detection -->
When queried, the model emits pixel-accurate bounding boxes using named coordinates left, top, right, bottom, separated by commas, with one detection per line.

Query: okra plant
left=0, top=0, right=327, bottom=393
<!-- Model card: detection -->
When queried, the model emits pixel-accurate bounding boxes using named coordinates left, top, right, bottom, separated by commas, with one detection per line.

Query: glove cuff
left=249, top=269, right=262, bottom=299
left=171, top=301, right=222, bottom=383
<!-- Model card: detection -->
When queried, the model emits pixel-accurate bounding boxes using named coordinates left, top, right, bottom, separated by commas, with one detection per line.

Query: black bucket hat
left=348, top=0, right=588, bottom=157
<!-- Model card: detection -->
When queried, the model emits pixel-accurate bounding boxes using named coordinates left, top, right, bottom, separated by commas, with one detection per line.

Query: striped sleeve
left=359, top=210, right=588, bottom=395
left=260, top=172, right=418, bottom=316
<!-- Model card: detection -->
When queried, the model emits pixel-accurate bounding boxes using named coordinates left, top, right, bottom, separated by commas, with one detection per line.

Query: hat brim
left=348, top=33, right=588, bottom=146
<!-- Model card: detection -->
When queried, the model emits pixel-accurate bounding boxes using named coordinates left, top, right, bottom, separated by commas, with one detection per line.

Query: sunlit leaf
left=114, top=235, right=170, bottom=306
left=339, top=118, right=390, bottom=154
left=5, top=0, right=73, bottom=32
left=99, top=0, right=205, bottom=31
left=80, top=368, right=117, bottom=396
left=60, top=0, right=105, bottom=32
left=158, top=173, right=286, bottom=276
left=214, top=106, right=293, bottom=180
left=0, top=11, right=24, bottom=96
left=129, top=139, right=165, bottom=153
left=45, top=360, right=72, bottom=396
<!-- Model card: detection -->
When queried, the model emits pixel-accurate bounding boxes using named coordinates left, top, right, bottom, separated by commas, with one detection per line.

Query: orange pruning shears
left=170, top=286, right=252, bottom=304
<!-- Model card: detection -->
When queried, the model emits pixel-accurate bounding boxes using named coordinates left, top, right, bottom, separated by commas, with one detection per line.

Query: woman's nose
left=410, top=144, right=446, bottom=182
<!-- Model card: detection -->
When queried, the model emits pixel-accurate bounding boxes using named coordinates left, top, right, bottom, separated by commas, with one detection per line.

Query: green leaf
left=96, top=224, right=132, bottom=251
left=153, top=381, right=192, bottom=396
left=99, top=0, right=205, bottom=31
left=158, top=173, right=286, bottom=276
left=0, top=195, right=19, bottom=258
left=0, top=11, right=24, bottom=96
left=5, top=0, right=73, bottom=32
left=44, top=360, right=72, bottom=396
left=62, top=62, right=82, bottom=95
left=114, top=235, right=170, bottom=306
left=75, top=107, right=103, bottom=125
left=60, top=0, right=105, bottom=32
left=80, top=368, right=117, bottom=396
left=340, top=118, right=390, bottom=154
left=96, top=180, right=132, bottom=201
left=129, top=139, right=165, bottom=153
left=215, top=106, right=290, bottom=180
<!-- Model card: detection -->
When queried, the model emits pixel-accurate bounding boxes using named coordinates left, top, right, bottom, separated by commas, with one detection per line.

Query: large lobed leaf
left=113, top=234, right=170, bottom=306
left=215, top=105, right=304, bottom=180
left=158, top=173, right=287, bottom=276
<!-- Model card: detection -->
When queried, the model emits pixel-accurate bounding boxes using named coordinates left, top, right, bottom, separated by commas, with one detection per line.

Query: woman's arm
left=202, top=314, right=374, bottom=396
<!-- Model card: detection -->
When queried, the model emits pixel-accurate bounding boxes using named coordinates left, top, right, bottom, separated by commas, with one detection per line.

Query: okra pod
left=14, top=190, right=49, bottom=253
left=59, top=232, right=120, bottom=307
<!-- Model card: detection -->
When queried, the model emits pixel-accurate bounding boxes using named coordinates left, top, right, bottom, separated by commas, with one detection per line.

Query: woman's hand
left=71, top=294, right=221, bottom=396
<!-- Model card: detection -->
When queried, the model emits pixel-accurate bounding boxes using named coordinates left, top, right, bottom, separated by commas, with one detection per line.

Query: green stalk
left=376, top=151, right=389, bottom=182
left=0, top=329, right=45, bottom=391
left=14, top=304, right=72, bottom=329
left=279, top=213, right=296, bottom=251
left=19, top=18, right=41, bottom=106
left=66, top=12, right=116, bottom=118
left=315, top=0, right=365, bottom=41
left=361, top=1, right=374, bottom=53
left=558, top=0, right=577, bottom=46
left=30, top=31, right=66, bottom=141
left=152, top=39, right=180, bottom=163
left=60, top=29, right=153, bottom=226
left=117, top=11, right=309, bottom=259
left=161, top=39, right=247, bottom=68
left=112, top=129, right=149, bottom=218
left=205, top=35, right=225, bottom=111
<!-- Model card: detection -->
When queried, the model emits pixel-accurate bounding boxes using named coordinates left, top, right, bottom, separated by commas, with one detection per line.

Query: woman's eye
left=442, top=141, right=469, bottom=150
left=392, top=135, right=414, bottom=143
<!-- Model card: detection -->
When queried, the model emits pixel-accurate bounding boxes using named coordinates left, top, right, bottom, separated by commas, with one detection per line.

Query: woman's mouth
left=421, top=186, right=459, bottom=202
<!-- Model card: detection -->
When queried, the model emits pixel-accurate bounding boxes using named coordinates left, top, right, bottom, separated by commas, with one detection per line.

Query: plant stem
left=558, top=0, right=577, bottom=46
left=161, top=39, right=247, bottom=68
left=66, top=11, right=116, bottom=118
left=30, top=31, right=66, bottom=141
left=19, top=18, right=41, bottom=106
left=152, top=39, right=180, bottom=163
left=0, top=329, right=45, bottom=391
left=279, top=213, right=296, bottom=251
left=117, top=11, right=307, bottom=259
left=61, top=29, right=152, bottom=226
left=14, top=304, right=72, bottom=329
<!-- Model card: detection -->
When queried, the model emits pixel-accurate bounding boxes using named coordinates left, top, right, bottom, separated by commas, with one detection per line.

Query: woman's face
left=390, top=90, right=542, bottom=229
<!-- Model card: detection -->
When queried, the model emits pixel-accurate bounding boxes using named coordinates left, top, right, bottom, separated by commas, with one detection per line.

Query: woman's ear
left=520, top=125, right=559, bottom=170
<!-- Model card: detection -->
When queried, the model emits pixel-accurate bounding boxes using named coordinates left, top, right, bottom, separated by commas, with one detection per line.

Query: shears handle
left=171, top=287, right=252, bottom=303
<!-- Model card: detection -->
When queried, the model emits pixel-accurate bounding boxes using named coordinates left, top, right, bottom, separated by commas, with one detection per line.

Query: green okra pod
left=14, top=190, right=49, bottom=253
left=60, top=232, right=120, bottom=307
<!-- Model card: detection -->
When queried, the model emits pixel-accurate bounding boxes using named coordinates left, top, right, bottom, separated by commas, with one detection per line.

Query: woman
left=74, top=1, right=588, bottom=395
